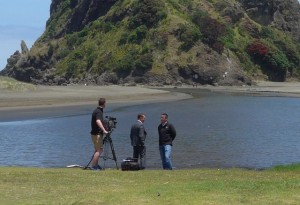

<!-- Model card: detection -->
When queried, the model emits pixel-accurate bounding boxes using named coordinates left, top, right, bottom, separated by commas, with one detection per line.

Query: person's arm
left=170, top=124, right=176, bottom=141
left=96, top=119, right=108, bottom=134
left=139, top=124, right=146, bottom=146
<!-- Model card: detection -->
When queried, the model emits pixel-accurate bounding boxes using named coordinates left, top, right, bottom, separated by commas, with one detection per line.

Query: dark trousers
left=133, top=146, right=146, bottom=169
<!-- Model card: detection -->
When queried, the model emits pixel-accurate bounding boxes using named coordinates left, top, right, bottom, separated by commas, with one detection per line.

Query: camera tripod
left=101, top=132, right=119, bottom=170
left=83, top=132, right=119, bottom=170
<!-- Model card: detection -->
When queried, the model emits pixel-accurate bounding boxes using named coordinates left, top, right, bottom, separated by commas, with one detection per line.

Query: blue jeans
left=159, top=145, right=172, bottom=170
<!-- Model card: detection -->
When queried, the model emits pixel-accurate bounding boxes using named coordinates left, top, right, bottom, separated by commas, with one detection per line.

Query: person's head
left=98, top=98, right=106, bottom=107
left=137, top=113, right=146, bottom=123
left=160, top=113, right=168, bottom=124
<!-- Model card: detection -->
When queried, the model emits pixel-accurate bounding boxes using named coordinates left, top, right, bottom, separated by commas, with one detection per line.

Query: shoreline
left=156, top=81, right=300, bottom=98
left=192, top=81, right=300, bottom=97
left=0, top=85, right=192, bottom=121
left=0, top=85, right=192, bottom=111
left=1, top=81, right=300, bottom=111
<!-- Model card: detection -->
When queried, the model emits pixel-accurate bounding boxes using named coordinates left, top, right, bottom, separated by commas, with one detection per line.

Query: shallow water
left=0, top=89, right=300, bottom=169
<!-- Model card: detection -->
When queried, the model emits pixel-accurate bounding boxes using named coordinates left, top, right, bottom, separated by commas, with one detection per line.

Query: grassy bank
left=0, top=76, right=36, bottom=91
left=0, top=166, right=300, bottom=205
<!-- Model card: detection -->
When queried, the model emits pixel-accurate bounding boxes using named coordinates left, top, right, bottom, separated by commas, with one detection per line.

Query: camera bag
left=121, top=157, right=140, bottom=171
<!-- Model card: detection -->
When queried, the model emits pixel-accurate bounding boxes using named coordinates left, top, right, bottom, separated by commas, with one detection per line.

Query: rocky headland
left=1, top=0, right=299, bottom=87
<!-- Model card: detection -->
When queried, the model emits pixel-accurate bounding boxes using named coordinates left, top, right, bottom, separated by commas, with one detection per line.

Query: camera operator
left=130, top=113, right=147, bottom=170
left=90, top=97, right=108, bottom=170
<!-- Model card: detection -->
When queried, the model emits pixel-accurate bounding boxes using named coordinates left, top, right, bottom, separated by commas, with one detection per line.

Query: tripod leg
left=109, top=139, right=119, bottom=169
left=102, top=138, right=109, bottom=170
left=100, top=135, right=119, bottom=170
left=83, top=152, right=95, bottom=170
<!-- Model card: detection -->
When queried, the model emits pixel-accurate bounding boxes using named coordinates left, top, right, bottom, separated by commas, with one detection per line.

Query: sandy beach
left=2, top=81, right=300, bottom=107
left=0, top=85, right=193, bottom=121
left=0, top=85, right=192, bottom=110
left=1, top=81, right=300, bottom=111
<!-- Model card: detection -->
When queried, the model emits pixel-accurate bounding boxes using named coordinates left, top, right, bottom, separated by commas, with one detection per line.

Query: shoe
left=92, top=165, right=103, bottom=171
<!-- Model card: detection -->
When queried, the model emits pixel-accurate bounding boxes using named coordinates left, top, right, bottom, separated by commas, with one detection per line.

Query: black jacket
left=158, top=122, right=176, bottom=146
left=130, top=120, right=147, bottom=146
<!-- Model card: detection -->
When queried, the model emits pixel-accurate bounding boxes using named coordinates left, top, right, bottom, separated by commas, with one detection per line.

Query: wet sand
left=193, top=81, right=300, bottom=97
left=0, top=85, right=191, bottom=121
left=1, top=82, right=300, bottom=121
left=0, top=85, right=192, bottom=110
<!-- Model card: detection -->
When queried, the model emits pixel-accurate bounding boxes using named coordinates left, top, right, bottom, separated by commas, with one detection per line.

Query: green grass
left=0, top=166, right=300, bottom=205
left=0, top=76, right=36, bottom=91
left=272, top=163, right=300, bottom=171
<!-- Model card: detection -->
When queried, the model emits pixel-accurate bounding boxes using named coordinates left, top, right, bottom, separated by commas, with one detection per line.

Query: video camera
left=103, top=116, right=117, bottom=132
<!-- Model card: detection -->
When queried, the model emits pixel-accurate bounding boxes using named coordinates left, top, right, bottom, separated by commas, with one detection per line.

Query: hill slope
left=1, top=0, right=300, bottom=86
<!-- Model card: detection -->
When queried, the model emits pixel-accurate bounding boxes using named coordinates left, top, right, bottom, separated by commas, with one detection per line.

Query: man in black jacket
left=130, top=113, right=147, bottom=169
left=158, top=113, right=176, bottom=170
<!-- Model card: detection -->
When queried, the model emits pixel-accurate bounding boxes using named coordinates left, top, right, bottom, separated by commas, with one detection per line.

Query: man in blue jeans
left=158, top=113, right=176, bottom=170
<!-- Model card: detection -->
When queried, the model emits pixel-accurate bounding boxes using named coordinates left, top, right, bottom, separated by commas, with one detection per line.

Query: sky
left=0, top=0, right=51, bottom=70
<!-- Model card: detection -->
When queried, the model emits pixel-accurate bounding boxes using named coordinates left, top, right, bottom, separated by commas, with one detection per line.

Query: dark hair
left=98, top=98, right=106, bottom=106
left=161, top=113, right=168, bottom=119
left=137, top=113, right=145, bottom=119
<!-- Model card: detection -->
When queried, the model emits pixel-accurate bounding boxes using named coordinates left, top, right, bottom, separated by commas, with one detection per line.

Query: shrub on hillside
left=48, top=43, right=55, bottom=57
left=192, top=11, right=226, bottom=53
left=128, top=25, right=148, bottom=44
left=273, top=39, right=300, bottom=75
left=113, top=48, right=153, bottom=77
left=247, top=40, right=269, bottom=57
left=175, top=23, right=201, bottom=51
left=66, top=33, right=86, bottom=49
left=133, top=53, right=153, bottom=76
left=119, top=32, right=129, bottom=45
left=115, top=54, right=136, bottom=76
left=247, top=40, right=291, bottom=81
left=128, top=0, right=167, bottom=29
left=260, top=26, right=275, bottom=39
left=150, top=30, right=168, bottom=50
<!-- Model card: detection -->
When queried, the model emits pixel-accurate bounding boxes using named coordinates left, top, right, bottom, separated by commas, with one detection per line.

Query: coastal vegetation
left=1, top=0, right=300, bottom=86
left=0, top=165, right=299, bottom=204
left=0, top=76, right=36, bottom=91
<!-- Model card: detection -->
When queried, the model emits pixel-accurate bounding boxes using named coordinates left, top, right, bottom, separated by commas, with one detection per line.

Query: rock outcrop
left=240, top=0, right=300, bottom=41
left=1, top=0, right=299, bottom=86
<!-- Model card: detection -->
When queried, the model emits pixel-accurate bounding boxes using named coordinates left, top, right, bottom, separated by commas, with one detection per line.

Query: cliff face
left=241, top=0, right=300, bottom=41
left=50, top=0, right=118, bottom=36
left=1, top=0, right=300, bottom=86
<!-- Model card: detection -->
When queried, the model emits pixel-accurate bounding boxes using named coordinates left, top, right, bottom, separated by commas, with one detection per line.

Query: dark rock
left=53, top=76, right=67, bottom=85
left=6, top=51, right=21, bottom=67
left=21, top=40, right=29, bottom=55
left=96, top=72, right=119, bottom=85
left=65, top=0, right=118, bottom=34
left=216, top=1, right=245, bottom=24
left=240, top=0, right=300, bottom=41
